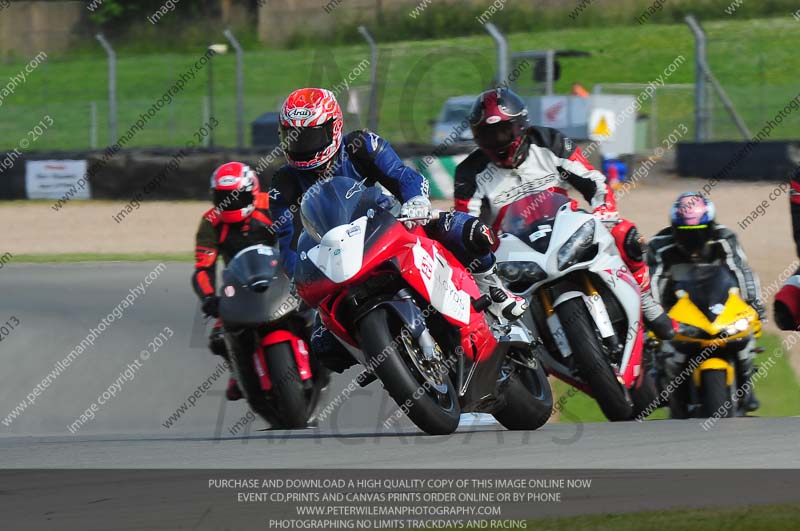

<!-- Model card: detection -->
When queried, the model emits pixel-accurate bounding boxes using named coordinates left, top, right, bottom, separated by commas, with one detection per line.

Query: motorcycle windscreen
left=500, top=190, right=570, bottom=252
left=674, top=264, right=737, bottom=321
left=300, top=176, right=389, bottom=242
left=301, top=176, right=392, bottom=283
left=227, top=245, right=280, bottom=290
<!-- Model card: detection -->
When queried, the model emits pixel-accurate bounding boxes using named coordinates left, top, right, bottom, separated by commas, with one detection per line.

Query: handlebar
left=396, top=210, right=443, bottom=224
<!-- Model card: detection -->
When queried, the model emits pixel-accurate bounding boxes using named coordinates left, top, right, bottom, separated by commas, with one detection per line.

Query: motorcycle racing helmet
left=210, top=162, right=260, bottom=223
left=469, top=87, right=530, bottom=169
left=775, top=275, right=800, bottom=331
left=279, top=88, right=344, bottom=171
left=670, top=192, right=716, bottom=254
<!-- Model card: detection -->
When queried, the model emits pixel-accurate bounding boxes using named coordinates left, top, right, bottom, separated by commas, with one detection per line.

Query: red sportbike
left=294, top=177, right=552, bottom=435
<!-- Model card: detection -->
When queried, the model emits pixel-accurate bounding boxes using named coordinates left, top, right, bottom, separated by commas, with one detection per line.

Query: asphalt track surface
left=2, top=262, right=800, bottom=469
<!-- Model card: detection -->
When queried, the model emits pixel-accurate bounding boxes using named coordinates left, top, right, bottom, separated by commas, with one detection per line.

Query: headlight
left=557, top=219, right=597, bottom=271
left=497, top=261, right=546, bottom=284
left=498, top=262, right=522, bottom=282
left=724, top=318, right=751, bottom=336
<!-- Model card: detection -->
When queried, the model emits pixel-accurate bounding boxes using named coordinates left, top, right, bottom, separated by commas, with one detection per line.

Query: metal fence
left=0, top=31, right=379, bottom=153
left=704, top=30, right=800, bottom=142
left=0, top=23, right=797, bottom=154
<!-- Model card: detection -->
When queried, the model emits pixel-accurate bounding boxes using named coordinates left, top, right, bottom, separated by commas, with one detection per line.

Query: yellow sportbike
left=654, top=264, right=762, bottom=418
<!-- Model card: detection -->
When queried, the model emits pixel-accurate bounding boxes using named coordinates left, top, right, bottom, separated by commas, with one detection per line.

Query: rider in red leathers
left=454, top=88, right=675, bottom=340
left=192, top=162, right=276, bottom=400
left=775, top=169, right=800, bottom=330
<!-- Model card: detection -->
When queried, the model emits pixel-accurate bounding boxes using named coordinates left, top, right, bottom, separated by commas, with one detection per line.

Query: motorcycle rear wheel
left=557, top=297, right=633, bottom=422
left=358, top=308, right=461, bottom=435
left=630, top=371, right=659, bottom=420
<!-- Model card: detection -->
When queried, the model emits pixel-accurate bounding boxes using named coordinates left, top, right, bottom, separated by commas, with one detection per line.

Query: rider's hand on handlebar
left=592, top=204, right=620, bottom=225
left=201, top=295, right=220, bottom=318
left=400, top=196, right=432, bottom=229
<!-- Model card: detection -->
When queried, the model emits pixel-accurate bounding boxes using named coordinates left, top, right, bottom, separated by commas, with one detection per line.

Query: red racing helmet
left=775, top=276, right=800, bottom=331
left=210, top=161, right=260, bottom=223
left=279, top=88, right=343, bottom=170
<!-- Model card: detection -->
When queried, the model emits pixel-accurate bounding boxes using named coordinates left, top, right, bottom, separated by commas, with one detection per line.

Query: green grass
left=442, top=503, right=800, bottom=531
left=14, top=252, right=192, bottom=263
left=0, top=17, right=798, bottom=151
left=553, top=333, right=800, bottom=423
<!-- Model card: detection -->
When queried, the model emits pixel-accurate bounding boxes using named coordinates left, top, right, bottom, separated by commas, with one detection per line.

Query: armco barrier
left=405, top=154, right=468, bottom=199
left=0, top=152, right=26, bottom=199
left=0, top=141, right=603, bottom=202
left=0, top=148, right=287, bottom=201
left=677, top=141, right=800, bottom=181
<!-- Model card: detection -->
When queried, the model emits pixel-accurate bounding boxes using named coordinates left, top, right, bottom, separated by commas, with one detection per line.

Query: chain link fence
left=705, top=30, right=800, bottom=141
left=0, top=46, right=377, bottom=152
left=0, top=23, right=797, bottom=153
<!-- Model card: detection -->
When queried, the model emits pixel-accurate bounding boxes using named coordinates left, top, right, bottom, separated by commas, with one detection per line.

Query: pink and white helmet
left=670, top=192, right=716, bottom=253
left=279, top=88, right=343, bottom=170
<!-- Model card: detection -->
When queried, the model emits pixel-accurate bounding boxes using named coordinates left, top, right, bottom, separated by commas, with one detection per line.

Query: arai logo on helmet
left=286, top=108, right=313, bottom=120
left=486, top=116, right=501, bottom=124
left=218, top=176, right=237, bottom=186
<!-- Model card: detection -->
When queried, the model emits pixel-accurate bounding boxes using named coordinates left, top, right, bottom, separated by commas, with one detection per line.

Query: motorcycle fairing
left=403, top=238, right=472, bottom=326
left=692, top=358, right=735, bottom=388
left=496, top=201, right=643, bottom=387
left=298, top=205, right=496, bottom=359
left=306, top=216, right=368, bottom=283
left=295, top=209, right=397, bottom=308
left=220, top=245, right=299, bottom=326
left=669, top=288, right=761, bottom=344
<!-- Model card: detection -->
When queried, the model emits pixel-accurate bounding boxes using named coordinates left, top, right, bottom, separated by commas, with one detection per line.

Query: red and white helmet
left=279, top=87, right=343, bottom=170
left=210, top=162, right=260, bottom=223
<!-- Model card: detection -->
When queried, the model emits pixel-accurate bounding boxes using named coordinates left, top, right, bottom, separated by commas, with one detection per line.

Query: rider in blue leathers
left=270, top=88, right=526, bottom=372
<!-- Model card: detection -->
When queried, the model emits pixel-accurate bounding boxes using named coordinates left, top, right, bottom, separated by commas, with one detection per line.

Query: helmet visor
left=675, top=225, right=711, bottom=254
left=281, top=120, right=334, bottom=162
left=473, top=121, right=522, bottom=151
left=213, top=189, right=253, bottom=212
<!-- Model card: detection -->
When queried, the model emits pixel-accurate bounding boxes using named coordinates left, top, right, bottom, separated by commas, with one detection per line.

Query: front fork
left=539, top=273, right=621, bottom=357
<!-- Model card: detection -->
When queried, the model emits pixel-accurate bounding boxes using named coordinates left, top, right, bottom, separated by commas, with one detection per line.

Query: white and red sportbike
left=494, top=191, right=657, bottom=421
left=294, top=177, right=553, bottom=435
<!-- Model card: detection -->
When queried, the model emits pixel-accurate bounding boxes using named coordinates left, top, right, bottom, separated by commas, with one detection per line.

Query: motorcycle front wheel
left=265, top=342, right=312, bottom=429
left=358, top=308, right=461, bottom=435
left=493, top=354, right=553, bottom=430
left=701, top=369, right=734, bottom=418
left=227, top=330, right=313, bottom=429
left=557, top=297, right=633, bottom=422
